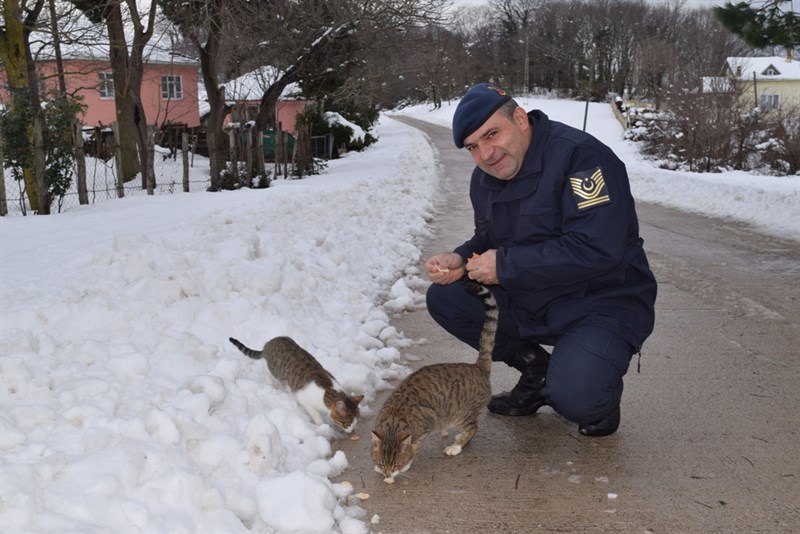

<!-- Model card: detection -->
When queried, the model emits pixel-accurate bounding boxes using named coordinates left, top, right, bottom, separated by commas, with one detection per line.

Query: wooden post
left=182, top=132, right=190, bottom=192
left=190, top=128, right=196, bottom=168
left=0, top=126, right=7, bottom=216
left=208, top=132, right=218, bottom=192
left=73, top=123, right=88, bottom=205
left=274, top=124, right=282, bottom=178
left=113, top=123, right=125, bottom=198
left=283, top=131, right=289, bottom=178
left=146, top=125, right=156, bottom=195
left=245, top=128, right=253, bottom=188
left=229, top=129, right=237, bottom=184
left=33, top=114, right=49, bottom=214
left=257, top=131, right=267, bottom=186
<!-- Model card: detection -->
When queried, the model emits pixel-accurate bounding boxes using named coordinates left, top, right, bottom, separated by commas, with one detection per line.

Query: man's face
left=462, top=106, right=532, bottom=181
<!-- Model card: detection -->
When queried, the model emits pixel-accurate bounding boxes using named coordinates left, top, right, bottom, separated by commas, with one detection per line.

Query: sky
left=1, top=97, right=798, bottom=533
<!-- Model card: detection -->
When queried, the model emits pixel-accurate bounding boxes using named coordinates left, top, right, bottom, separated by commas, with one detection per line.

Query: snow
left=725, top=56, right=800, bottom=82
left=221, top=67, right=303, bottom=102
left=325, top=112, right=367, bottom=143
left=1, top=96, right=798, bottom=533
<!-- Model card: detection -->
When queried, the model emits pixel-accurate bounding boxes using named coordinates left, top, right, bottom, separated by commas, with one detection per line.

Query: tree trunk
left=32, top=113, right=49, bottom=214
left=113, top=122, right=125, bottom=198
left=146, top=125, right=155, bottom=195
left=0, top=126, right=7, bottom=216
left=73, top=123, right=88, bottom=205
left=105, top=1, right=142, bottom=184
left=192, top=0, right=228, bottom=192
left=47, top=0, right=66, bottom=96
left=245, top=128, right=253, bottom=188
left=0, top=0, right=42, bottom=212
left=182, top=132, right=190, bottom=192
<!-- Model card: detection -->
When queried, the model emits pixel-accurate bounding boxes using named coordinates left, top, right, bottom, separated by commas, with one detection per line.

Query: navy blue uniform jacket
left=454, top=110, right=657, bottom=349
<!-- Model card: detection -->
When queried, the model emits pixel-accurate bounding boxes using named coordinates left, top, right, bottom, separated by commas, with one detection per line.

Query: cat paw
left=444, top=445, right=462, bottom=456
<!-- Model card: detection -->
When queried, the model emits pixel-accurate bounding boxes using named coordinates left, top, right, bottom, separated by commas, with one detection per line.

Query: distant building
left=200, top=66, right=310, bottom=135
left=0, top=36, right=200, bottom=128
left=703, top=56, right=800, bottom=110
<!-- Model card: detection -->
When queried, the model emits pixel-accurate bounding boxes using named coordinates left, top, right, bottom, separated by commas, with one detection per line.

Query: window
left=760, top=93, right=780, bottom=110
left=762, top=66, right=780, bottom=76
left=161, top=75, right=183, bottom=99
left=98, top=72, right=114, bottom=98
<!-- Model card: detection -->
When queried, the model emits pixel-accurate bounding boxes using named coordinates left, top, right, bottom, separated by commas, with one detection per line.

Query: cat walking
left=371, top=281, right=498, bottom=483
left=229, top=336, right=363, bottom=433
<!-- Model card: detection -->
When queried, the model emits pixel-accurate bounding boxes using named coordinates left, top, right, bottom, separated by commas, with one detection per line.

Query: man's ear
left=513, top=107, right=529, bottom=130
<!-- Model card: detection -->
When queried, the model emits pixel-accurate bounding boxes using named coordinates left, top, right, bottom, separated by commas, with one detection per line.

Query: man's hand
left=425, top=252, right=465, bottom=285
left=465, top=249, right=498, bottom=285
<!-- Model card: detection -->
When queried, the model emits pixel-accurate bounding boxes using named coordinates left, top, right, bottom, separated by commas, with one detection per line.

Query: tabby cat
left=371, top=281, right=497, bottom=483
left=229, top=336, right=363, bottom=433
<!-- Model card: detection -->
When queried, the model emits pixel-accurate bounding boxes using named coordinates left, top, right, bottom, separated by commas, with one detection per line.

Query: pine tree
left=713, top=1, right=800, bottom=57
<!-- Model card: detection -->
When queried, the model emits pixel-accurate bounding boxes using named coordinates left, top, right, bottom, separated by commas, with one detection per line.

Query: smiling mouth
left=487, top=154, right=505, bottom=167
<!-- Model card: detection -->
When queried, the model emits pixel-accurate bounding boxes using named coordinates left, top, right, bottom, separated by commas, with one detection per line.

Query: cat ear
left=399, top=432, right=412, bottom=447
left=371, top=430, right=385, bottom=444
left=334, top=400, right=348, bottom=417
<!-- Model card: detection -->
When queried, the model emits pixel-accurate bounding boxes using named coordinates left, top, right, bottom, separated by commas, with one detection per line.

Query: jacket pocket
left=515, top=207, right=557, bottom=243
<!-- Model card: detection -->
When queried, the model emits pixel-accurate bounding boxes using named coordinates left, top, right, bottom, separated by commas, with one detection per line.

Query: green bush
left=0, top=93, right=85, bottom=211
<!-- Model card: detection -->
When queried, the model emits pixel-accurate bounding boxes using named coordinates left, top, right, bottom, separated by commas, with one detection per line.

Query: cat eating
left=229, top=336, right=363, bottom=433
left=371, top=281, right=497, bottom=483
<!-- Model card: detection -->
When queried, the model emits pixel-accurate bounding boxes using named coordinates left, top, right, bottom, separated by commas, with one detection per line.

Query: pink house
left=0, top=48, right=200, bottom=129
left=218, top=66, right=310, bottom=134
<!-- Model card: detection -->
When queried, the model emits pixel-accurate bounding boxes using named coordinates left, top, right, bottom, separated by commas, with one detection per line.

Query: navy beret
left=452, top=83, right=512, bottom=148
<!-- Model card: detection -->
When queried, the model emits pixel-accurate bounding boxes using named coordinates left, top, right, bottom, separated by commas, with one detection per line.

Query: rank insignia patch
left=569, top=167, right=612, bottom=210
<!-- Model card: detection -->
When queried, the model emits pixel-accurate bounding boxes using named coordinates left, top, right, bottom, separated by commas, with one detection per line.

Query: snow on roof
left=196, top=67, right=304, bottom=118
left=220, top=66, right=303, bottom=102
left=27, top=24, right=198, bottom=66
left=726, top=56, right=800, bottom=81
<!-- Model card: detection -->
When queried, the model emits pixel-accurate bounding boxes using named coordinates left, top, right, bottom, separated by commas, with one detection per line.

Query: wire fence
left=1, top=128, right=335, bottom=217
left=1, top=149, right=215, bottom=216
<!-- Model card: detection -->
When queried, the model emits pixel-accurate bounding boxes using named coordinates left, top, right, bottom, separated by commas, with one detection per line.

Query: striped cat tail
left=463, top=281, right=498, bottom=374
left=229, top=337, right=264, bottom=360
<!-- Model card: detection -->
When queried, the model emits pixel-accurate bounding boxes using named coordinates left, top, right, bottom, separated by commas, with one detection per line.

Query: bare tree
left=240, top=0, right=448, bottom=132
left=71, top=0, right=158, bottom=191
left=159, top=0, right=231, bottom=191
left=160, top=0, right=446, bottom=187
left=491, top=0, right=541, bottom=91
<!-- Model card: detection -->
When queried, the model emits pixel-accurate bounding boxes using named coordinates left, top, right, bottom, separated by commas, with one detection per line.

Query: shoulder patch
left=569, top=167, right=611, bottom=210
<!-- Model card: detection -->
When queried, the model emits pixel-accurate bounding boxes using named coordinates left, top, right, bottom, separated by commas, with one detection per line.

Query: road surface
left=332, top=116, right=800, bottom=533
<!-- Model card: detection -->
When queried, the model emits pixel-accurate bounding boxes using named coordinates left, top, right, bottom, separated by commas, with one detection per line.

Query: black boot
left=579, top=406, right=621, bottom=437
left=487, top=343, right=549, bottom=416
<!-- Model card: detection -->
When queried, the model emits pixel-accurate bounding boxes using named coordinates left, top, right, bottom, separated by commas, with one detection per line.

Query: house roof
left=725, top=56, right=800, bottom=81
left=197, top=67, right=304, bottom=118
left=221, top=66, right=303, bottom=102
left=27, top=22, right=198, bottom=66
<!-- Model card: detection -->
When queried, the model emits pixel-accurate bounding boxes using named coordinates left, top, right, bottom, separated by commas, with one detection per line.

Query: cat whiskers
left=375, top=469, right=414, bottom=485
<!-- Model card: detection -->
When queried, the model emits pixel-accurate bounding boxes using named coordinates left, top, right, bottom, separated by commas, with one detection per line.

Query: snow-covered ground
left=1, top=96, right=797, bottom=533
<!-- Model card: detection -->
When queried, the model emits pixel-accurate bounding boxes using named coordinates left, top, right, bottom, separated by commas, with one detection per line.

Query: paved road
left=333, top=116, right=800, bottom=533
